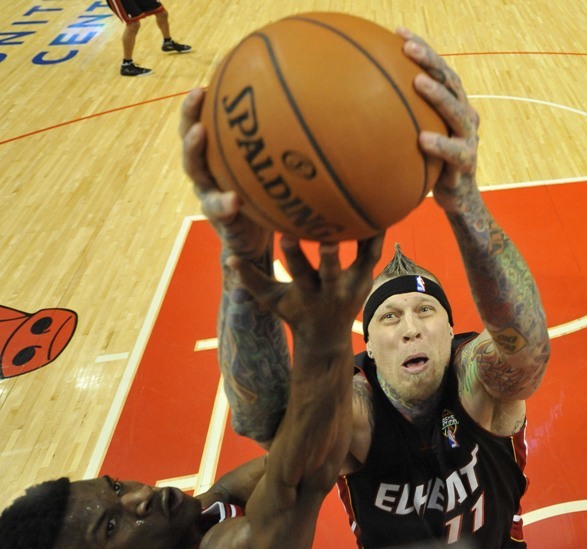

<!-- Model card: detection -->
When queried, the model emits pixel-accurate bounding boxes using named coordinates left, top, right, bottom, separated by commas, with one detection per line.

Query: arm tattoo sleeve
left=447, top=185, right=550, bottom=398
left=217, top=245, right=291, bottom=442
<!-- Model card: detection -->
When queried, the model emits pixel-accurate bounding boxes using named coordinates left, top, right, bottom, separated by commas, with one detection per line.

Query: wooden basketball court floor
left=1, top=0, right=586, bottom=546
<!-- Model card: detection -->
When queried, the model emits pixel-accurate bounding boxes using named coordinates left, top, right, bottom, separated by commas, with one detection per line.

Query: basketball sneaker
left=120, top=62, right=152, bottom=77
left=162, top=39, right=192, bottom=53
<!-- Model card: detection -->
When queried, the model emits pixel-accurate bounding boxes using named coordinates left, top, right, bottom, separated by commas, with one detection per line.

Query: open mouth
left=402, top=354, right=429, bottom=373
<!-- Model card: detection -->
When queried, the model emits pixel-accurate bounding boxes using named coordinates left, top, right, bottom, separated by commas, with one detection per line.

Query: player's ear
left=366, top=343, right=374, bottom=359
left=449, top=326, right=454, bottom=339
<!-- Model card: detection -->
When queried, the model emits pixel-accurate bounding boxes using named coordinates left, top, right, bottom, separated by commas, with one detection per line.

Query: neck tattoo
left=376, top=369, right=441, bottom=428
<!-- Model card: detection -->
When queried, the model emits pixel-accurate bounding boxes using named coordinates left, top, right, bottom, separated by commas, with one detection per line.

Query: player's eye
left=112, top=479, right=122, bottom=495
left=106, top=516, right=118, bottom=538
left=382, top=312, right=401, bottom=324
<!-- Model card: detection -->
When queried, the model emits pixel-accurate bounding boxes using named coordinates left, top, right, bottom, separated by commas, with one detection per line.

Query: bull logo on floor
left=0, top=305, right=77, bottom=379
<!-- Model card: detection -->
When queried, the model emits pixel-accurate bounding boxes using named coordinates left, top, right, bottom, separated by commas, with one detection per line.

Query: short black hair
left=0, top=477, right=71, bottom=549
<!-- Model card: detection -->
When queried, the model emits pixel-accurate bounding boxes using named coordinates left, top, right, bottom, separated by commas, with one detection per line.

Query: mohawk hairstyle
left=0, top=477, right=71, bottom=549
left=375, top=243, right=441, bottom=286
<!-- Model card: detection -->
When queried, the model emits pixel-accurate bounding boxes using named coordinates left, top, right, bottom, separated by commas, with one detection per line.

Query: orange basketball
left=201, top=12, right=447, bottom=241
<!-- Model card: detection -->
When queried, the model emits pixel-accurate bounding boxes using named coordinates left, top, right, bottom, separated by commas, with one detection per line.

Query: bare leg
left=156, top=10, right=191, bottom=53
left=155, top=10, right=170, bottom=40
left=122, top=21, right=140, bottom=60
left=119, top=19, right=152, bottom=75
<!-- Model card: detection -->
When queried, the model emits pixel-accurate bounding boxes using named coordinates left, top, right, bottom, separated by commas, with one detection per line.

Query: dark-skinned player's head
left=0, top=476, right=206, bottom=548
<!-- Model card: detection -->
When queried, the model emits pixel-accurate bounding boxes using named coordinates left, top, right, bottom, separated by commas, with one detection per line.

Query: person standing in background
left=106, top=0, right=191, bottom=76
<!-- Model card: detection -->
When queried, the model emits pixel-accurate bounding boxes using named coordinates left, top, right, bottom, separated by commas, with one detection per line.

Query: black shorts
left=107, top=0, right=166, bottom=23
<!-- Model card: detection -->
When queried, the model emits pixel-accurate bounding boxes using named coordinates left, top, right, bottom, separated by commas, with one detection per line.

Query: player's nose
left=401, top=314, right=422, bottom=341
left=121, top=484, right=154, bottom=517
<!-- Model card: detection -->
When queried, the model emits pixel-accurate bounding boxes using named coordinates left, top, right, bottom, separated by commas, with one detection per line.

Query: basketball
left=201, top=12, right=447, bottom=241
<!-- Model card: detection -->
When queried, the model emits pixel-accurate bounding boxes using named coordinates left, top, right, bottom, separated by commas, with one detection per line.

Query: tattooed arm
left=446, top=191, right=550, bottom=435
left=399, top=29, right=550, bottom=433
left=181, top=88, right=291, bottom=443
left=200, top=237, right=382, bottom=548
left=218, top=244, right=291, bottom=443
left=446, top=187, right=549, bottom=433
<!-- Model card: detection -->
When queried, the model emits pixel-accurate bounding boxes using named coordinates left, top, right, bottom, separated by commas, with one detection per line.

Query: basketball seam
left=288, top=15, right=431, bottom=203
left=210, top=45, right=296, bottom=236
left=254, top=31, right=379, bottom=231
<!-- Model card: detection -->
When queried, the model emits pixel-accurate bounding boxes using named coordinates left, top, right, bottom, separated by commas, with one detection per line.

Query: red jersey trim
left=337, top=475, right=364, bottom=548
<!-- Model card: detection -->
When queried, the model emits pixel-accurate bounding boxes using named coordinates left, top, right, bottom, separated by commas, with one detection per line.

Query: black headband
left=362, top=275, right=453, bottom=341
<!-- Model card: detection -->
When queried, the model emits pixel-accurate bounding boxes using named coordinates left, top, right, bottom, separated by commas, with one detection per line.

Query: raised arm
left=399, top=28, right=550, bottom=423
left=225, top=236, right=383, bottom=547
left=217, top=243, right=291, bottom=443
left=181, top=89, right=290, bottom=443
left=197, top=455, right=266, bottom=510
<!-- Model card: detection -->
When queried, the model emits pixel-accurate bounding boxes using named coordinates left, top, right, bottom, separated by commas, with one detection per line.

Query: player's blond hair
left=374, top=243, right=441, bottom=287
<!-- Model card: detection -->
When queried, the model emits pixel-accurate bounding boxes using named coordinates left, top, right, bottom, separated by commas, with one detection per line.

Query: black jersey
left=337, top=333, right=528, bottom=548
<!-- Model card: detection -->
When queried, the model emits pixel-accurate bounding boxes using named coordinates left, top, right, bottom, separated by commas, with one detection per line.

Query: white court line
left=478, top=176, right=586, bottom=192
left=548, top=315, right=587, bottom=338
left=423, top=176, right=585, bottom=199
left=274, top=258, right=587, bottom=339
left=84, top=215, right=207, bottom=479
left=192, top=378, right=230, bottom=494
left=469, top=94, right=587, bottom=118
left=464, top=95, right=587, bottom=190
left=523, top=500, right=587, bottom=525
left=195, top=338, right=218, bottom=351
left=194, top=311, right=586, bottom=351
left=273, top=258, right=292, bottom=282
left=150, top=377, right=229, bottom=494
left=156, top=474, right=199, bottom=491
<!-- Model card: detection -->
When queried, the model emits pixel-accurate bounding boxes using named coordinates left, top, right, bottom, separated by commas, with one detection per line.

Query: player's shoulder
left=452, top=331, right=479, bottom=354
left=451, top=331, right=482, bottom=379
left=352, top=371, right=373, bottom=407
left=347, top=371, right=374, bottom=470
